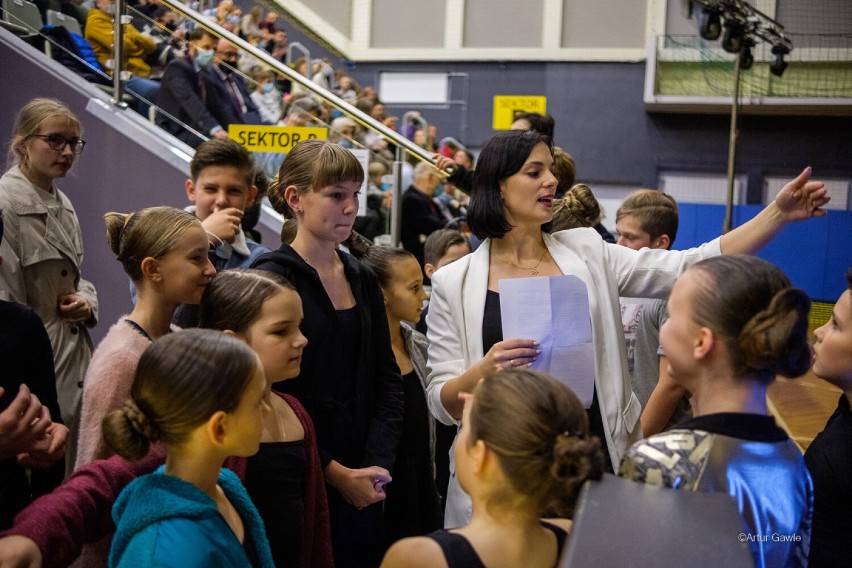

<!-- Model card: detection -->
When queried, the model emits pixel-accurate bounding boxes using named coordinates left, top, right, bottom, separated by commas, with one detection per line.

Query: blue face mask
left=195, top=48, right=214, bottom=69
left=262, top=82, right=275, bottom=94
left=434, top=182, right=445, bottom=197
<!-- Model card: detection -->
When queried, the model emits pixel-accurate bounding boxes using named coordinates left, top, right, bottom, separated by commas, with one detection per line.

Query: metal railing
left=109, top=0, right=440, bottom=245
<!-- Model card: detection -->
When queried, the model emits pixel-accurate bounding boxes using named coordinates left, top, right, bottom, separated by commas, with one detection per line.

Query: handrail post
left=391, top=146, right=405, bottom=247
left=286, top=41, right=310, bottom=66
left=110, top=0, right=127, bottom=107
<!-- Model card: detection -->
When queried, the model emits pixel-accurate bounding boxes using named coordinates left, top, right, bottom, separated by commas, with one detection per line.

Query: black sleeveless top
left=427, top=521, right=568, bottom=568
left=245, top=440, right=306, bottom=567
left=482, top=290, right=503, bottom=355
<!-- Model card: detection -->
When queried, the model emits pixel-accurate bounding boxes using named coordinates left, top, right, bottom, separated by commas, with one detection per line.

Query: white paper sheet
left=499, top=275, right=596, bottom=407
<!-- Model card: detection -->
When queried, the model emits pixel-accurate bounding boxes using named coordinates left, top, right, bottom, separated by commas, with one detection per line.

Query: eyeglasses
left=31, top=134, right=86, bottom=154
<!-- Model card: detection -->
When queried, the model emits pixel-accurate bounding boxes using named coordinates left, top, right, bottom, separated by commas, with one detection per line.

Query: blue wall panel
left=677, top=204, right=851, bottom=302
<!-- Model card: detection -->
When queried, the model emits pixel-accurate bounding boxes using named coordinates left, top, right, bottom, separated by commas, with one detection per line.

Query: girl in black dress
left=253, top=139, right=404, bottom=567
left=348, top=239, right=443, bottom=543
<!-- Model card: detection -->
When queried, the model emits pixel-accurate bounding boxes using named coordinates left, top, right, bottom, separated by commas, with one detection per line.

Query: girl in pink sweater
left=76, top=207, right=215, bottom=467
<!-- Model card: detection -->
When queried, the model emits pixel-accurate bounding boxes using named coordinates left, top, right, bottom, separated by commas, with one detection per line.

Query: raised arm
left=0, top=450, right=163, bottom=567
left=720, top=167, right=829, bottom=255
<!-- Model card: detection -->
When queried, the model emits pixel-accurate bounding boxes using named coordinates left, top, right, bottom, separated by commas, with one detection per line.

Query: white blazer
left=425, top=227, right=721, bottom=527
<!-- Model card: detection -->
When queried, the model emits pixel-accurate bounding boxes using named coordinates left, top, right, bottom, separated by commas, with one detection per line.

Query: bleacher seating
left=46, top=8, right=81, bottom=36
left=1, top=0, right=43, bottom=36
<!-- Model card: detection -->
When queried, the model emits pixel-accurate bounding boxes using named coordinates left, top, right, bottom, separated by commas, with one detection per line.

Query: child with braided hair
left=103, top=329, right=273, bottom=567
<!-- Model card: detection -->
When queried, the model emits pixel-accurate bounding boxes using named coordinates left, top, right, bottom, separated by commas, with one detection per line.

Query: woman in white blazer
left=425, top=129, right=829, bottom=528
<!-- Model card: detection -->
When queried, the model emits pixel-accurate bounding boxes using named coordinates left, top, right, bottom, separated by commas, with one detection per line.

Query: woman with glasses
left=0, top=98, right=97, bottom=469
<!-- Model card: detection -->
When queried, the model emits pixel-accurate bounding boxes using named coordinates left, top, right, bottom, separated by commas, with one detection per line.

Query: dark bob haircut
left=467, top=130, right=553, bottom=239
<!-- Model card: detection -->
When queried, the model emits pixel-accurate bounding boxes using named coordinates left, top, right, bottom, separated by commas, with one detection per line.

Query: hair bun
left=123, top=398, right=159, bottom=441
left=543, top=432, right=605, bottom=517
left=103, top=211, right=131, bottom=256
left=739, top=287, right=811, bottom=377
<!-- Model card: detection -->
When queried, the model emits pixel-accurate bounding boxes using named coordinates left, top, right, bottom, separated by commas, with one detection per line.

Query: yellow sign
left=492, top=96, right=547, bottom=130
left=228, top=125, right=328, bottom=153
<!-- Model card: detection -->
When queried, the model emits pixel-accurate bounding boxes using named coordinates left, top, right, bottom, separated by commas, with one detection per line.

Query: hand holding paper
left=499, top=275, right=596, bottom=407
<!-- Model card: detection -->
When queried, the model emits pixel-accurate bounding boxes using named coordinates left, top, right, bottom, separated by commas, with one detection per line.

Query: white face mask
left=195, top=48, right=215, bottom=69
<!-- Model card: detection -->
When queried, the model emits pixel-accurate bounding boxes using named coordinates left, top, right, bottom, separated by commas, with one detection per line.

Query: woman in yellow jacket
left=85, top=0, right=160, bottom=115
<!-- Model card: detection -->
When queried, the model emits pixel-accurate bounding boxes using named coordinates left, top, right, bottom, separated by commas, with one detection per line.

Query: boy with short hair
left=137, top=138, right=270, bottom=326
left=186, top=138, right=269, bottom=272
left=615, top=189, right=690, bottom=436
left=421, top=228, right=471, bottom=509
left=419, top=229, right=471, bottom=335
left=615, top=189, right=679, bottom=251
left=423, top=229, right=471, bottom=282
left=805, top=269, right=852, bottom=567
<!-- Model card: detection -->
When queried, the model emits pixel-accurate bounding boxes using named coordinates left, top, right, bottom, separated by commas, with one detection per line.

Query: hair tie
left=123, top=399, right=158, bottom=441
left=206, top=231, right=224, bottom=247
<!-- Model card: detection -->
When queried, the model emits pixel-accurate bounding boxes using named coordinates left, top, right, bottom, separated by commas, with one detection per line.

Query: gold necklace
left=502, top=248, right=548, bottom=276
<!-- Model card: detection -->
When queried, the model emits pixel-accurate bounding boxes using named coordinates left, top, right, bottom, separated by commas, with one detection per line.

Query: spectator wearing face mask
left=250, top=69, right=284, bottom=125
left=156, top=28, right=227, bottom=148
left=202, top=39, right=263, bottom=130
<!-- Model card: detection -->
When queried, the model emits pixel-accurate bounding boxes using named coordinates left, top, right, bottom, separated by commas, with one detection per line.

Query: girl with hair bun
left=381, top=369, right=604, bottom=568
left=619, top=255, right=813, bottom=568
left=549, top=184, right=602, bottom=232
left=76, top=207, right=214, bottom=467
left=103, top=329, right=274, bottom=567
left=0, top=269, right=332, bottom=568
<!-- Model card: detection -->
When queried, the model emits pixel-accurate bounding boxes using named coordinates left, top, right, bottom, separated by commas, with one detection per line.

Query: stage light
left=770, top=45, right=789, bottom=77
left=700, top=8, right=722, bottom=41
left=722, top=21, right=745, bottom=53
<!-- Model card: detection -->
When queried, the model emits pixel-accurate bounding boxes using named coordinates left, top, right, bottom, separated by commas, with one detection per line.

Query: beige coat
left=0, top=166, right=98, bottom=462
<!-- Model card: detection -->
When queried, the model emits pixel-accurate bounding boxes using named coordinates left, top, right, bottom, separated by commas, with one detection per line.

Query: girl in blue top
left=103, top=329, right=274, bottom=568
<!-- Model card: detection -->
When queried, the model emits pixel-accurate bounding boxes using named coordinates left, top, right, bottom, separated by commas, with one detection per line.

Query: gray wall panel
left=371, top=0, right=445, bottom=48
left=562, top=0, right=645, bottom=48
left=464, top=0, right=543, bottom=48
left=307, top=0, right=352, bottom=37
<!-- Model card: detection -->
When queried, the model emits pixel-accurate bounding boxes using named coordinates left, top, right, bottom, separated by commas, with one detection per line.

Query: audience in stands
left=86, top=0, right=160, bottom=116
left=401, top=162, right=449, bottom=273
left=241, top=6, right=263, bottom=38
left=139, top=6, right=184, bottom=79
left=203, top=38, right=262, bottom=128
left=249, top=68, right=284, bottom=124
left=156, top=27, right=224, bottom=148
